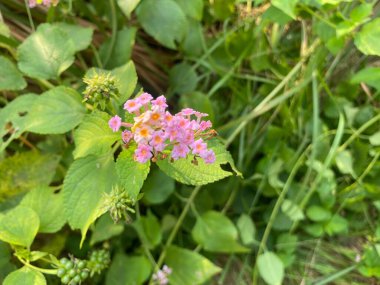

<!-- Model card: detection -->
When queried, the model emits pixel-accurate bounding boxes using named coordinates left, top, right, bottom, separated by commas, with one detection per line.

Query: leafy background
left=1, top=0, right=380, bottom=284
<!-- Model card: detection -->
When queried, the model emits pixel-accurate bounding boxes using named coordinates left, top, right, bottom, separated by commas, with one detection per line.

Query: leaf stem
left=103, top=0, right=117, bottom=67
left=18, top=258, right=57, bottom=275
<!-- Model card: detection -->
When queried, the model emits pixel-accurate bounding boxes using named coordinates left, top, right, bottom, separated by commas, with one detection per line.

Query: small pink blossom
left=152, top=95, right=168, bottom=109
left=109, top=115, right=122, bottom=132
left=180, top=108, right=195, bottom=116
left=150, top=131, right=166, bottom=151
left=172, top=144, right=190, bottom=160
left=200, top=149, right=216, bottom=164
left=134, top=144, right=152, bottom=163
left=134, top=124, right=153, bottom=143
left=122, top=130, right=133, bottom=144
left=136, top=92, right=153, bottom=105
left=191, top=139, right=207, bottom=155
left=199, top=120, right=212, bottom=131
left=28, top=0, right=37, bottom=7
left=124, top=99, right=141, bottom=113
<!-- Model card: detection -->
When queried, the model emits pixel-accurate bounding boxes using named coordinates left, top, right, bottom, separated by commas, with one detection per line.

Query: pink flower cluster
left=28, top=0, right=58, bottom=7
left=108, top=93, right=216, bottom=164
left=152, top=265, right=172, bottom=285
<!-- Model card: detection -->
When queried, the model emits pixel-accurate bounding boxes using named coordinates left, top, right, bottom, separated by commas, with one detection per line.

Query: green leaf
left=0, top=56, right=26, bottom=91
left=210, top=0, right=235, bottom=20
left=281, top=199, right=304, bottom=221
left=335, top=150, right=355, bottom=175
left=354, top=18, right=380, bottom=56
left=237, top=214, right=256, bottom=246
left=54, top=23, right=93, bottom=52
left=306, top=205, right=332, bottom=222
left=136, top=0, right=188, bottom=49
left=142, top=168, right=174, bottom=204
left=90, top=215, right=124, bottom=245
left=116, top=148, right=150, bottom=199
left=351, top=67, right=380, bottom=90
left=4, top=267, right=46, bottom=285
left=156, top=139, right=240, bottom=186
left=20, top=186, right=66, bottom=234
left=271, top=0, right=298, bottom=19
left=63, top=153, right=116, bottom=245
left=106, top=253, right=151, bottom=285
left=17, top=23, right=75, bottom=80
left=133, top=211, right=162, bottom=249
left=0, top=152, right=60, bottom=200
left=180, top=92, right=215, bottom=122
left=192, top=211, right=249, bottom=253
left=276, top=233, right=298, bottom=254
left=350, top=3, right=373, bottom=23
left=112, top=61, right=138, bottom=102
left=73, top=111, right=120, bottom=159
left=99, top=27, right=137, bottom=69
left=369, top=132, right=380, bottom=146
left=116, top=0, right=141, bottom=18
left=0, top=206, right=39, bottom=248
left=165, top=246, right=221, bottom=285
left=175, top=0, right=203, bottom=20
left=27, top=87, right=86, bottom=134
left=169, top=63, right=198, bottom=94
left=181, top=19, right=203, bottom=56
left=257, top=252, right=284, bottom=285
left=0, top=94, right=38, bottom=150
left=324, top=215, right=348, bottom=236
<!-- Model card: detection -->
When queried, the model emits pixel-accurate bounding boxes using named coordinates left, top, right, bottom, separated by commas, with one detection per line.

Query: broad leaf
left=324, top=215, right=348, bottom=236
left=90, top=215, right=124, bottom=245
left=156, top=139, right=241, bottom=186
left=4, top=267, right=46, bottom=285
left=272, top=0, right=298, bottom=19
left=257, top=252, right=284, bottom=285
left=281, top=200, right=304, bottom=221
left=165, top=246, right=221, bottom=285
left=116, top=148, right=150, bottom=199
left=136, top=0, right=188, bottom=49
left=175, top=0, right=203, bottom=20
left=0, top=206, right=39, bottom=248
left=63, top=153, right=116, bottom=245
left=54, top=22, right=93, bottom=52
left=117, top=0, right=141, bottom=18
left=306, top=205, right=331, bottom=222
left=354, top=18, right=380, bottom=56
left=0, top=152, right=60, bottom=199
left=20, top=186, right=66, bottom=233
left=133, top=211, right=162, bottom=249
left=142, top=168, right=174, bottom=204
left=73, top=111, right=120, bottom=159
left=0, top=56, right=26, bottom=91
left=192, top=211, right=249, bottom=253
left=27, top=87, right=86, bottom=134
left=237, top=214, right=256, bottom=245
left=18, top=23, right=75, bottom=80
left=113, top=61, right=138, bottom=103
left=106, top=253, right=151, bottom=285
left=351, top=67, right=380, bottom=90
left=169, top=63, right=198, bottom=94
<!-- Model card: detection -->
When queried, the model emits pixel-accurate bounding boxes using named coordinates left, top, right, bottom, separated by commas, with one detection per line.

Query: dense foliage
left=1, top=0, right=380, bottom=284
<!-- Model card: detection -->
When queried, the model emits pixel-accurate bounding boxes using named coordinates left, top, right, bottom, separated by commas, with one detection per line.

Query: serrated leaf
left=136, top=0, right=188, bottom=49
left=4, top=267, right=46, bottom=285
left=192, top=211, right=249, bottom=253
left=165, top=246, right=221, bottom=285
left=354, top=18, right=380, bottom=56
left=27, top=86, right=86, bottom=134
left=106, top=253, right=151, bottom=285
left=54, top=22, right=93, bottom=52
left=73, top=111, right=120, bottom=159
left=17, top=23, right=76, bottom=80
left=0, top=56, right=26, bottom=91
left=0, top=206, right=39, bottom=248
left=90, top=215, right=124, bottom=246
left=133, top=211, right=162, bottom=249
left=156, top=139, right=240, bottom=186
left=116, top=148, right=150, bottom=199
left=63, top=153, right=116, bottom=245
left=0, top=152, right=60, bottom=200
left=20, top=186, right=66, bottom=233
left=257, top=252, right=284, bottom=285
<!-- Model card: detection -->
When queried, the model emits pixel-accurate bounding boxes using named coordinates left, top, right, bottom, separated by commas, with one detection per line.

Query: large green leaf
left=142, top=168, right=174, bottom=204
left=169, top=63, right=199, bottom=94
left=17, top=23, right=76, bottom=80
left=192, top=211, right=249, bottom=253
left=73, top=111, right=120, bottom=159
left=354, top=18, right=380, bottom=56
left=115, top=148, right=150, bottom=199
left=0, top=56, right=26, bottom=91
left=0, top=206, right=39, bottom=248
left=54, top=22, right=93, bottom=52
left=106, top=253, right=151, bottom=285
left=133, top=211, right=162, bottom=249
left=351, top=67, right=380, bottom=90
left=272, top=0, right=298, bottom=19
left=0, top=152, right=60, bottom=199
left=20, top=186, right=66, bottom=233
left=257, top=252, right=284, bottom=285
left=63, top=153, right=116, bottom=245
left=117, top=0, right=141, bottom=18
left=156, top=139, right=240, bottom=186
left=175, top=0, right=203, bottom=20
left=27, top=87, right=86, bottom=134
left=136, top=0, right=188, bottom=49
left=165, top=246, right=221, bottom=285
left=4, top=267, right=46, bottom=285
left=90, top=215, right=124, bottom=245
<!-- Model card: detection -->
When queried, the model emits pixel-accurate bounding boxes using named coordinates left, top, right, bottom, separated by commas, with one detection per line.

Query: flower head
left=124, top=99, right=141, bottom=114
left=109, top=115, right=122, bottom=132
left=200, top=149, right=216, bottom=164
left=134, top=144, right=153, bottom=163
left=153, top=265, right=172, bottom=285
left=136, top=92, right=153, bottom=105
left=152, top=95, right=168, bottom=109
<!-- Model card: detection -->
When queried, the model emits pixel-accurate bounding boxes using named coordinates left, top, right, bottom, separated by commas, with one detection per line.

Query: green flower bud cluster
left=57, top=257, right=89, bottom=285
left=83, top=72, right=119, bottom=110
left=103, top=186, right=136, bottom=223
left=87, top=249, right=111, bottom=275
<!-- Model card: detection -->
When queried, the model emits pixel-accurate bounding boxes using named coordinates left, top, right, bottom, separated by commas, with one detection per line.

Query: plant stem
left=23, top=0, right=35, bottom=32
left=103, top=0, right=117, bottom=67
left=18, top=258, right=57, bottom=275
